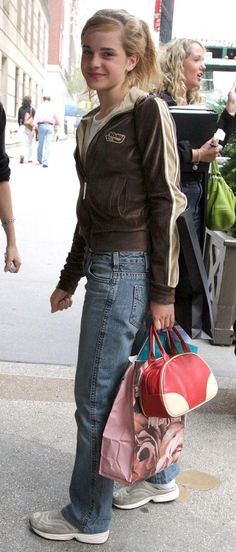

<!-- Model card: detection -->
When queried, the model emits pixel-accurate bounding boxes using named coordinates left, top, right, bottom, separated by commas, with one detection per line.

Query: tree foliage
left=67, top=67, right=86, bottom=99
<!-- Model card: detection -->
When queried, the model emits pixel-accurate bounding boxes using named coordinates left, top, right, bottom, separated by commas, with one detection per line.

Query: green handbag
left=206, top=159, right=236, bottom=231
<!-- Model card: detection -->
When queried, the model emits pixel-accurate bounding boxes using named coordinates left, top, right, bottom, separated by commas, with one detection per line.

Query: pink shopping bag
left=99, top=356, right=184, bottom=485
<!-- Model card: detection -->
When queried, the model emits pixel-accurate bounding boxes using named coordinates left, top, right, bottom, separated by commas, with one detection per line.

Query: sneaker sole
left=31, top=526, right=109, bottom=544
left=113, top=485, right=179, bottom=510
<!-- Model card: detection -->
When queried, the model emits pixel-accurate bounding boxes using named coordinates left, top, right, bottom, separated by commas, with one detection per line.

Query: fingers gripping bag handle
left=151, top=325, right=190, bottom=358
left=148, top=324, right=169, bottom=361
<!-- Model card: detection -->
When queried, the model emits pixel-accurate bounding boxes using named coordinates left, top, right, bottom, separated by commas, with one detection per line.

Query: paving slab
left=0, top=360, right=235, bottom=552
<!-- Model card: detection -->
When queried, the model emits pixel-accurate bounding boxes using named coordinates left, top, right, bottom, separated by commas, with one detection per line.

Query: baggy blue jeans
left=62, top=251, right=179, bottom=534
left=37, top=123, right=54, bottom=165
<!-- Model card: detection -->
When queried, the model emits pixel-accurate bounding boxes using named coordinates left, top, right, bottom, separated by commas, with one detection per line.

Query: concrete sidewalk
left=0, top=338, right=236, bottom=552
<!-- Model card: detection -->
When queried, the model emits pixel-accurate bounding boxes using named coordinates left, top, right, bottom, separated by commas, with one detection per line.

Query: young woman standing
left=30, top=10, right=186, bottom=545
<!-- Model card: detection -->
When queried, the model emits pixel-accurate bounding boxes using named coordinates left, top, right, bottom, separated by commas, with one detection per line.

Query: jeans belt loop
left=144, top=252, right=150, bottom=272
left=112, top=252, right=119, bottom=271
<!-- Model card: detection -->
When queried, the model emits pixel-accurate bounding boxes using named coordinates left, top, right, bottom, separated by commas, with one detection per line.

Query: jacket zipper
left=78, top=111, right=129, bottom=201
left=83, top=181, right=87, bottom=199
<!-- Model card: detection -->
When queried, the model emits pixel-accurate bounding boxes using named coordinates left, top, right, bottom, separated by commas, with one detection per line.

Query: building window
left=3, top=0, right=10, bottom=13
left=31, top=0, right=34, bottom=50
left=25, top=0, right=29, bottom=42
left=1, top=55, right=8, bottom=110
left=15, top=67, right=20, bottom=118
left=202, top=71, right=214, bottom=93
left=37, top=11, right=41, bottom=60
left=23, top=72, right=26, bottom=98
left=17, top=0, right=22, bottom=32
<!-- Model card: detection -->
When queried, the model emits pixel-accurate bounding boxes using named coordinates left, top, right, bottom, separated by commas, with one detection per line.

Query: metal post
left=159, top=0, right=174, bottom=43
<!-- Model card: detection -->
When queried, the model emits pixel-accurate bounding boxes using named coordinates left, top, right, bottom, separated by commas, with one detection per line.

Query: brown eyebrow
left=82, top=45, right=116, bottom=54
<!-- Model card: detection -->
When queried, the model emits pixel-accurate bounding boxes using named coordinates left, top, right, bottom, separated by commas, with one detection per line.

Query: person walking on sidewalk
left=33, top=95, right=60, bottom=167
left=17, top=96, right=35, bottom=164
left=29, top=9, right=186, bottom=545
left=0, top=102, right=21, bottom=272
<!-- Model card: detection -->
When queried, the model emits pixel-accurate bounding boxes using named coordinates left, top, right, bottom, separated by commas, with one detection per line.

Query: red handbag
left=139, top=325, right=218, bottom=418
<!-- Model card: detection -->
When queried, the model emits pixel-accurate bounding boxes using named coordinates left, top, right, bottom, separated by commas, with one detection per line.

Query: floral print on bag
left=132, top=362, right=184, bottom=481
left=99, top=358, right=184, bottom=485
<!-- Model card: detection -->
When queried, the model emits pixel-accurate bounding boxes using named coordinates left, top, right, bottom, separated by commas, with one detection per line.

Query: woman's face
left=183, top=43, right=206, bottom=91
left=81, top=28, right=138, bottom=95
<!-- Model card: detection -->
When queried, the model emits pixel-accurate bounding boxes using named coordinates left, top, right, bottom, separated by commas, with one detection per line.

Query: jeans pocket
left=86, top=259, right=112, bottom=283
left=129, top=284, right=148, bottom=328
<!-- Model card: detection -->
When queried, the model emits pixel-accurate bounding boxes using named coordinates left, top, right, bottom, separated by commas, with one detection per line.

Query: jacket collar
left=76, top=87, right=148, bottom=155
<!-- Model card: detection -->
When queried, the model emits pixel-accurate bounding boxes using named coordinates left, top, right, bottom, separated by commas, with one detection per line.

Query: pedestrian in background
left=158, top=38, right=236, bottom=245
left=33, top=95, right=60, bottom=167
left=29, top=8, right=186, bottom=545
left=0, top=102, right=21, bottom=272
left=17, top=96, right=35, bottom=164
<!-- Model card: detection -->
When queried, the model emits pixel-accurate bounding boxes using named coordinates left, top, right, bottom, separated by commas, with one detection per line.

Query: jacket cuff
left=150, top=285, right=175, bottom=304
left=56, top=278, right=78, bottom=295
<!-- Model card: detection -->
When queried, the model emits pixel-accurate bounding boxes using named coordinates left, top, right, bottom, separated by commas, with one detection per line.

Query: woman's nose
left=90, top=53, right=101, bottom=66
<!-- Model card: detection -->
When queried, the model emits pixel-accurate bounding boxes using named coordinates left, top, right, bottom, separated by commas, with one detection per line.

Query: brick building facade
left=0, top=0, right=80, bottom=142
left=0, top=0, right=50, bottom=142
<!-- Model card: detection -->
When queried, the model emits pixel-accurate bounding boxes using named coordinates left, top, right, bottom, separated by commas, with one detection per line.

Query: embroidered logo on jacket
left=105, top=132, right=125, bottom=143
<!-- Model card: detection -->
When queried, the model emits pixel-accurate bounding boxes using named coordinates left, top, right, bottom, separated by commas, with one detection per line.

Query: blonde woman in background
left=158, top=38, right=236, bottom=245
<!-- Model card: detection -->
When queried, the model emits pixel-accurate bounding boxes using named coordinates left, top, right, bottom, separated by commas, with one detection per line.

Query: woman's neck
left=96, top=87, right=128, bottom=120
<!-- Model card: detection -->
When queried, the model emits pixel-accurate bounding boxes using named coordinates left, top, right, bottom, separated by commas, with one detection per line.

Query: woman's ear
left=127, top=54, right=140, bottom=73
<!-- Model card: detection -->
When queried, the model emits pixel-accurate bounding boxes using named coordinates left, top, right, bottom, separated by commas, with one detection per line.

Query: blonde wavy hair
left=81, top=9, right=162, bottom=93
left=158, top=38, right=205, bottom=105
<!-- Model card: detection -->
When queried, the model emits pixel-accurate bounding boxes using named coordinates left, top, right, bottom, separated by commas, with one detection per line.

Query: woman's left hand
left=150, top=301, right=175, bottom=330
left=4, top=246, right=22, bottom=273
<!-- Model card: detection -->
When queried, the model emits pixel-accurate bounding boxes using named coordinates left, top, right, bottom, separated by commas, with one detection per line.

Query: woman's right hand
left=193, top=138, right=222, bottom=163
left=50, top=287, right=73, bottom=313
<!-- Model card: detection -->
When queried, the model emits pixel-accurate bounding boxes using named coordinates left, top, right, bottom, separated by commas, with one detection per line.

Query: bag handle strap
left=165, top=330, right=178, bottom=355
left=171, top=326, right=191, bottom=353
left=211, top=158, right=220, bottom=176
left=149, top=324, right=191, bottom=360
left=149, top=324, right=168, bottom=360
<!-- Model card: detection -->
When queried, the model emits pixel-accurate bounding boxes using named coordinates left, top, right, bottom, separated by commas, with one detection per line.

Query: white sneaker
left=113, top=480, right=179, bottom=510
left=29, top=510, right=109, bottom=544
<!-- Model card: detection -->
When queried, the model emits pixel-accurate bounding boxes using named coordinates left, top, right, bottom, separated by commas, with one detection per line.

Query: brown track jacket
left=58, top=87, right=187, bottom=304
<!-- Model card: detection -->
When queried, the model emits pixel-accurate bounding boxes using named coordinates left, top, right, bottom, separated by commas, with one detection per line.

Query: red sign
left=154, top=0, right=162, bottom=32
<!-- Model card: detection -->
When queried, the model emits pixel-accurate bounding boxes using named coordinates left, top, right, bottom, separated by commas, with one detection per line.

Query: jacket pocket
left=88, top=176, right=128, bottom=218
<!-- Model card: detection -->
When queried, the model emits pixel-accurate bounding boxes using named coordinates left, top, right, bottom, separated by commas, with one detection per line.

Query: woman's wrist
left=1, top=216, right=15, bottom=227
left=192, top=149, right=201, bottom=170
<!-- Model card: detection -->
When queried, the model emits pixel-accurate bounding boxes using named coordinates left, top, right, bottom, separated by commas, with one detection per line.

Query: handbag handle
left=211, top=158, right=220, bottom=176
left=170, top=326, right=191, bottom=353
left=149, top=324, right=168, bottom=360
left=149, top=324, right=190, bottom=360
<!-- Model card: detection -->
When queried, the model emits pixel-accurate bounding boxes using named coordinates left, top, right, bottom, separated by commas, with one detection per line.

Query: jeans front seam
left=80, top=274, right=118, bottom=531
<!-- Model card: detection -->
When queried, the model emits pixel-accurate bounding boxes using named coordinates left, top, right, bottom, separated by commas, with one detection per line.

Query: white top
left=83, top=107, right=120, bottom=156
left=33, top=100, right=60, bottom=126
